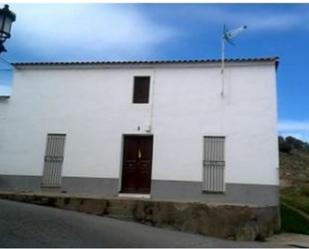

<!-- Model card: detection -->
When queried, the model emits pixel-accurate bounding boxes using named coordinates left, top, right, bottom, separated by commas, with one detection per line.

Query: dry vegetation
left=279, top=136, right=309, bottom=234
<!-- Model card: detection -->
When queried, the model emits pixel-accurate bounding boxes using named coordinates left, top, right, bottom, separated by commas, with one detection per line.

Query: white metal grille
left=42, top=134, right=66, bottom=187
left=203, top=136, right=225, bottom=192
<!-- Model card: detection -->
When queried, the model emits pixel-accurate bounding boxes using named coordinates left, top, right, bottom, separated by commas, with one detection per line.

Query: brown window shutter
left=133, top=76, right=150, bottom=103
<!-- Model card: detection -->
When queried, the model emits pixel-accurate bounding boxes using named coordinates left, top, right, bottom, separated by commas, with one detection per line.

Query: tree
left=279, top=136, right=309, bottom=153
left=279, top=136, right=292, bottom=154
left=286, top=136, right=304, bottom=150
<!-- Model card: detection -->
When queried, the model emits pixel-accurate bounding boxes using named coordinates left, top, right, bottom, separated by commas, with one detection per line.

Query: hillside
left=280, top=150, right=309, bottom=187
left=279, top=136, right=309, bottom=234
left=279, top=136, right=309, bottom=187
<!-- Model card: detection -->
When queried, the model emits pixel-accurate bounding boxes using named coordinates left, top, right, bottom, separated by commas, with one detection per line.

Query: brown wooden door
left=121, top=135, right=153, bottom=193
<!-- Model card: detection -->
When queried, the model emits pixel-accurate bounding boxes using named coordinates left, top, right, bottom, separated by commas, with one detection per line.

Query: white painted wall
left=0, top=62, right=279, bottom=185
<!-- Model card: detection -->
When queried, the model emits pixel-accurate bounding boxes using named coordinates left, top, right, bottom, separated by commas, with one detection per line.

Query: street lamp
left=0, top=4, right=16, bottom=54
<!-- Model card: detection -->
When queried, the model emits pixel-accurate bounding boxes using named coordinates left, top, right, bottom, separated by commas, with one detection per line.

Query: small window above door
left=133, top=76, right=150, bottom=104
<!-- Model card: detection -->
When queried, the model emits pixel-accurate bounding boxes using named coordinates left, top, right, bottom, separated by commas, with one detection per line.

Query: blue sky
left=0, top=3, right=309, bottom=141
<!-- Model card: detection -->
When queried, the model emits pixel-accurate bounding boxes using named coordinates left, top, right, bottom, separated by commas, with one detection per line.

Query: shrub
left=281, top=203, right=309, bottom=235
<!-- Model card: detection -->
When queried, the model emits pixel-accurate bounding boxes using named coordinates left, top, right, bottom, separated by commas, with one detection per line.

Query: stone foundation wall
left=0, top=192, right=280, bottom=241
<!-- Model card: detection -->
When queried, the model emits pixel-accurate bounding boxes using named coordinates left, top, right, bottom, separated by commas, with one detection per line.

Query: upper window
left=133, top=76, right=150, bottom=104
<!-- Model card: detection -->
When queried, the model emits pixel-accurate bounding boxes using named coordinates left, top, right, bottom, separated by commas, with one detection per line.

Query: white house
left=0, top=57, right=279, bottom=206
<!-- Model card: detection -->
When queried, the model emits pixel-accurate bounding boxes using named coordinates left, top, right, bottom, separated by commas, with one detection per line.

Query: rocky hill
left=279, top=136, right=309, bottom=188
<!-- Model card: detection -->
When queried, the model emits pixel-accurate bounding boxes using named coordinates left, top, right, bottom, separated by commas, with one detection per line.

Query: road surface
left=0, top=199, right=277, bottom=247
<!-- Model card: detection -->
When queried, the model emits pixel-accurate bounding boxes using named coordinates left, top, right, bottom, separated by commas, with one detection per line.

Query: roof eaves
left=11, top=56, right=279, bottom=67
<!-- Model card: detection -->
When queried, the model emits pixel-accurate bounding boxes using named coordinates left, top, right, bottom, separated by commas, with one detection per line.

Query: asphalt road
left=0, top=199, right=277, bottom=248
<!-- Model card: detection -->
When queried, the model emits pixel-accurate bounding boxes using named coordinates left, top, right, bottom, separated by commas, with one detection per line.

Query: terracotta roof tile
left=12, top=56, right=279, bottom=67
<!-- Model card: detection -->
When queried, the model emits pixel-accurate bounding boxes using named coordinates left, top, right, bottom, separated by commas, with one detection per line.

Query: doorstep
left=266, top=233, right=309, bottom=248
left=118, top=193, right=151, bottom=199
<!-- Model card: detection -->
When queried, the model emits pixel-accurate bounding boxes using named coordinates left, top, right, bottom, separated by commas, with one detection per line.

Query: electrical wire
left=0, top=56, right=12, bottom=66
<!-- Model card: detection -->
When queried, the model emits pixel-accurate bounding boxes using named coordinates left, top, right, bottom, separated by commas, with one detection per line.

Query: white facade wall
left=0, top=62, right=279, bottom=186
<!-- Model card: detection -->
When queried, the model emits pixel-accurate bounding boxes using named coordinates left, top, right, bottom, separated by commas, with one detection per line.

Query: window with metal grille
left=133, top=76, right=150, bottom=103
left=203, top=136, right=225, bottom=192
left=41, top=134, right=66, bottom=187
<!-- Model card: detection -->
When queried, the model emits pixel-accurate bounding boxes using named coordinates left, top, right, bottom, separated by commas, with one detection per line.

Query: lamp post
left=0, top=4, right=16, bottom=54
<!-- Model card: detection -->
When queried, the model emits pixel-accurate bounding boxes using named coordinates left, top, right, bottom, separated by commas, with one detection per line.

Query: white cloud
left=278, top=120, right=309, bottom=142
left=7, top=4, right=307, bottom=61
left=9, top=4, right=178, bottom=60
left=279, top=120, right=309, bottom=131
left=0, top=84, right=11, bottom=96
left=190, top=6, right=308, bottom=32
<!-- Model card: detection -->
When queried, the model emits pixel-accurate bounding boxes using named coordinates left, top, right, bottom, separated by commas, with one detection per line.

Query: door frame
left=119, top=134, right=154, bottom=194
